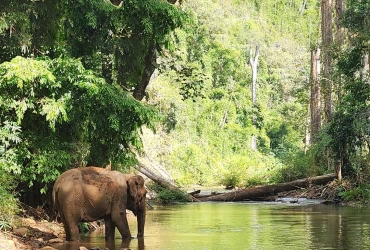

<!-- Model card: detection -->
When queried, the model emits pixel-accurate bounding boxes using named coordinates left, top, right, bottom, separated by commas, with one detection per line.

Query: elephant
left=52, top=166, right=147, bottom=241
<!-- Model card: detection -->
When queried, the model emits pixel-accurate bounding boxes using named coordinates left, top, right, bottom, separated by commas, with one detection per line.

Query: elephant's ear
left=127, top=175, right=145, bottom=200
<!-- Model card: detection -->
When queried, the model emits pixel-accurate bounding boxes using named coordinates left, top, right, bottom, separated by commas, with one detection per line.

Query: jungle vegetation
left=1, top=0, right=370, bottom=223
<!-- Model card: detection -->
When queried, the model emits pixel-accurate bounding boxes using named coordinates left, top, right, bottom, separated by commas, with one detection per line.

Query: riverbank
left=0, top=217, right=64, bottom=250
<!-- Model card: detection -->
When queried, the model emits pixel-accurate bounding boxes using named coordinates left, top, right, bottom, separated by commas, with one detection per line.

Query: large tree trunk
left=310, top=48, right=321, bottom=144
left=133, top=40, right=156, bottom=101
left=334, top=0, right=345, bottom=182
left=197, top=174, right=336, bottom=202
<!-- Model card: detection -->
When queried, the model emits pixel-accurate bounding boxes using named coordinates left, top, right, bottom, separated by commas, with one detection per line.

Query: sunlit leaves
left=0, top=16, right=8, bottom=33
left=0, top=121, right=22, bottom=176
left=0, top=57, right=62, bottom=126
left=142, top=0, right=321, bottom=186
left=0, top=121, right=21, bottom=153
left=0, top=56, right=55, bottom=90
left=0, top=56, right=156, bottom=189
left=40, top=94, right=70, bottom=130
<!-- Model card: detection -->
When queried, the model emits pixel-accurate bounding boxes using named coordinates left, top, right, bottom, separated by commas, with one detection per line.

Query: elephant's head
left=126, top=175, right=146, bottom=237
left=127, top=175, right=147, bottom=212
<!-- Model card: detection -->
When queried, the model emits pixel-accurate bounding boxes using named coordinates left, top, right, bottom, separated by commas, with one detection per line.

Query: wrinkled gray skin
left=52, top=166, right=147, bottom=241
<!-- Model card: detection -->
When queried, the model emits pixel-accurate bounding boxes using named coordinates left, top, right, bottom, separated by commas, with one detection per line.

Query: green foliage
left=321, top=0, right=370, bottom=181
left=0, top=0, right=187, bottom=96
left=49, top=0, right=187, bottom=88
left=78, top=222, right=90, bottom=234
left=0, top=121, right=22, bottom=174
left=0, top=168, right=19, bottom=230
left=0, top=56, right=156, bottom=190
left=0, top=0, right=324, bottom=207
left=278, top=149, right=326, bottom=182
left=220, top=172, right=240, bottom=189
left=141, top=0, right=319, bottom=188
left=0, top=218, right=11, bottom=232
left=0, top=182, right=18, bottom=222
left=148, top=183, right=188, bottom=204
left=339, top=184, right=370, bottom=204
left=177, top=64, right=208, bottom=101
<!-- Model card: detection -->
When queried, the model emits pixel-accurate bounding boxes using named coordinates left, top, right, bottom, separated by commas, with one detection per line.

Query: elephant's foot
left=65, top=228, right=81, bottom=241
left=121, top=233, right=132, bottom=239
left=66, top=235, right=81, bottom=241
left=105, top=235, right=115, bottom=241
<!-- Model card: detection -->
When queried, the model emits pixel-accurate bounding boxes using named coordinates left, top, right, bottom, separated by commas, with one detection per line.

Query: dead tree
left=249, top=45, right=259, bottom=151
left=197, top=173, right=336, bottom=202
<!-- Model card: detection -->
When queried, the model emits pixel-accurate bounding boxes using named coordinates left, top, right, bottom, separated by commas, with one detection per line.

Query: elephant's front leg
left=104, top=217, right=116, bottom=241
left=112, top=210, right=131, bottom=239
left=136, top=209, right=146, bottom=237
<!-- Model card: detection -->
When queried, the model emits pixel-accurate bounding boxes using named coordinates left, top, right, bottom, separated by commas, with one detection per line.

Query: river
left=54, top=201, right=370, bottom=250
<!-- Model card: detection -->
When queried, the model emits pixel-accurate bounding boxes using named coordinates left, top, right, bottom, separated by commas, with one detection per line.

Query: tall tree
left=310, top=48, right=321, bottom=144
left=321, top=0, right=334, bottom=123
left=325, top=0, right=370, bottom=181
left=333, top=0, right=345, bottom=181
left=249, top=46, right=259, bottom=151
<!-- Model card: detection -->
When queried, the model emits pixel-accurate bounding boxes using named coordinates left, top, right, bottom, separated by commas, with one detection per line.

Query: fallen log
left=135, top=162, right=179, bottom=191
left=134, top=161, right=197, bottom=201
left=198, top=173, right=336, bottom=202
left=187, top=190, right=201, bottom=195
left=193, top=192, right=221, bottom=199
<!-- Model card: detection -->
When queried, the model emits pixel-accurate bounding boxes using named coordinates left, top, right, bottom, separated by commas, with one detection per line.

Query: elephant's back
left=54, top=168, right=82, bottom=186
left=53, top=167, right=118, bottom=200
left=53, top=168, right=81, bottom=195
left=54, top=167, right=111, bottom=186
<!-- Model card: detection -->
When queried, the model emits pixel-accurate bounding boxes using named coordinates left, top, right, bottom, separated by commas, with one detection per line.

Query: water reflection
left=54, top=202, right=370, bottom=250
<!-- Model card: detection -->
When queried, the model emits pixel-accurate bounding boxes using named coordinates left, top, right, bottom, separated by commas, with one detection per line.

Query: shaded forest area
left=1, top=0, right=370, bottom=227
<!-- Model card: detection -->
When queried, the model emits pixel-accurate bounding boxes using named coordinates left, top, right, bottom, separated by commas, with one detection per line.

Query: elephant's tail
left=52, top=187, right=59, bottom=210
left=52, top=187, right=61, bottom=222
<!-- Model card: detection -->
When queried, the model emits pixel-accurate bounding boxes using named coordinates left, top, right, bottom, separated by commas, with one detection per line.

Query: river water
left=54, top=201, right=370, bottom=250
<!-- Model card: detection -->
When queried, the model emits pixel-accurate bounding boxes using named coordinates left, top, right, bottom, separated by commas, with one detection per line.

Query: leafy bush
left=0, top=122, right=20, bottom=230
left=338, top=183, right=370, bottom=204
left=0, top=170, right=18, bottom=231
left=0, top=56, right=156, bottom=193
left=245, top=176, right=266, bottom=187
left=0, top=218, right=11, bottom=232
left=78, top=222, right=90, bottom=233
left=148, top=183, right=188, bottom=204
left=220, top=172, right=240, bottom=189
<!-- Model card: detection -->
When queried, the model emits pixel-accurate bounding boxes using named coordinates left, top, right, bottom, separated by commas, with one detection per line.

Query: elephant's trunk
left=137, top=199, right=146, bottom=237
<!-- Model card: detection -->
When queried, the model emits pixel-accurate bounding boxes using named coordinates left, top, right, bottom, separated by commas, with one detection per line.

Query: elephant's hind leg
left=59, top=211, right=71, bottom=240
left=68, top=222, right=81, bottom=241
left=65, top=219, right=80, bottom=241
left=60, top=211, right=80, bottom=241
